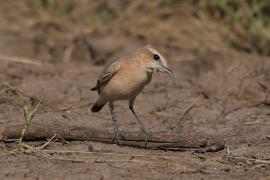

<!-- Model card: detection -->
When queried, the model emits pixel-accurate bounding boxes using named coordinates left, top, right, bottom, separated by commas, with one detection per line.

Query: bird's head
left=138, top=44, right=175, bottom=78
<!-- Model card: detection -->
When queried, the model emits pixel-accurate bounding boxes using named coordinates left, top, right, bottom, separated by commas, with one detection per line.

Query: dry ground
left=0, top=1, right=270, bottom=180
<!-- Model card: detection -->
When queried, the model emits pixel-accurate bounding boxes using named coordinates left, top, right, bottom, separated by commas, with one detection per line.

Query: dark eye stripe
left=153, top=54, right=160, bottom=61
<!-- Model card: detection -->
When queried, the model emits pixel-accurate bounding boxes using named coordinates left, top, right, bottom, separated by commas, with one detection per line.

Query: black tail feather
left=91, top=103, right=105, bottom=112
left=91, top=86, right=98, bottom=91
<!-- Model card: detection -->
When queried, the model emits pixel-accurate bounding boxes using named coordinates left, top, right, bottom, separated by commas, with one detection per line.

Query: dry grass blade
left=18, top=144, right=161, bottom=165
left=0, top=54, right=42, bottom=65
left=42, top=149, right=190, bottom=160
left=37, top=134, right=56, bottom=150
left=171, top=96, right=201, bottom=129
left=20, top=143, right=51, bottom=159
left=223, top=155, right=270, bottom=165
left=20, top=143, right=90, bottom=163
left=48, top=157, right=156, bottom=165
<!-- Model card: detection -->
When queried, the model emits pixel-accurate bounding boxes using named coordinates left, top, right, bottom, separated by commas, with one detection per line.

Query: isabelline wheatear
left=91, top=44, right=174, bottom=147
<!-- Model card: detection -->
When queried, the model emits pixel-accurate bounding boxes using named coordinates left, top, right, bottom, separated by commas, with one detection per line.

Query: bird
left=91, top=44, right=175, bottom=147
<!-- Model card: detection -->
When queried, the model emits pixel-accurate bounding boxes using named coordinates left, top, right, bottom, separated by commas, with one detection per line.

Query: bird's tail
left=91, top=103, right=105, bottom=112
left=91, top=86, right=98, bottom=91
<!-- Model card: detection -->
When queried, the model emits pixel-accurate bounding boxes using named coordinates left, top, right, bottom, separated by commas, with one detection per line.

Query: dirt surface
left=1, top=1, right=270, bottom=180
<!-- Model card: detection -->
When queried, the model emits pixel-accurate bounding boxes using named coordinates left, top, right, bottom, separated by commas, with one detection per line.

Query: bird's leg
left=129, top=99, right=152, bottom=148
left=109, top=102, right=122, bottom=146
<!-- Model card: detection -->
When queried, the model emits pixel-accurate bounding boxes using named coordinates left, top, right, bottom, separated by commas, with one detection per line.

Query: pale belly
left=101, top=70, right=152, bottom=101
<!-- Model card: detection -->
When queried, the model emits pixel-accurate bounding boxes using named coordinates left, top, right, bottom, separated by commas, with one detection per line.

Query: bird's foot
left=138, top=130, right=152, bottom=148
left=112, top=127, right=124, bottom=146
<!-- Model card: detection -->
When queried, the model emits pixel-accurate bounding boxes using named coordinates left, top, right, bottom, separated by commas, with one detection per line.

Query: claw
left=144, top=132, right=152, bottom=148
left=138, top=130, right=152, bottom=148
left=112, top=127, right=123, bottom=146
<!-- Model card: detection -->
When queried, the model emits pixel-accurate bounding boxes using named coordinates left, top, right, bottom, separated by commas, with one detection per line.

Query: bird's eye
left=153, top=54, right=160, bottom=61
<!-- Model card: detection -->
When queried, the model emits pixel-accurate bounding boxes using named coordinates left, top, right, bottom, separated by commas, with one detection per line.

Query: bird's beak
left=160, top=65, right=175, bottom=78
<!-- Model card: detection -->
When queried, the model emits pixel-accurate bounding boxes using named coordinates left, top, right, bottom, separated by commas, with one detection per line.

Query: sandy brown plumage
left=90, top=44, right=174, bottom=147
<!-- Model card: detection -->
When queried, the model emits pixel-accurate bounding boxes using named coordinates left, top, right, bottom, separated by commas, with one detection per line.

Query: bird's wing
left=94, top=61, right=121, bottom=94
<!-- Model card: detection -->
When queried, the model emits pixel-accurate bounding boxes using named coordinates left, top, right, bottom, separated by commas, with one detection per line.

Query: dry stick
left=0, top=54, right=42, bottom=65
left=93, top=159, right=155, bottom=165
left=42, top=149, right=192, bottom=160
left=21, top=143, right=51, bottom=159
left=20, top=143, right=84, bottom=163
left=172, top=97, right=201, bottom=129
left=21, top=143, right=161, bottom=165
left=22, top=144, right=93, bottom=164
left=37, top=134, right=56, bottom=150
left=2, top=122, right=225, bottom=151
left=224, top=156, right=270, bottom=165
left=3, top=82, right=71, bottom=111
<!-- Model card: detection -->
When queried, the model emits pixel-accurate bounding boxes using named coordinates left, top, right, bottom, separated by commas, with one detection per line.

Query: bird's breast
left=102, top=66, right=152, bottom=100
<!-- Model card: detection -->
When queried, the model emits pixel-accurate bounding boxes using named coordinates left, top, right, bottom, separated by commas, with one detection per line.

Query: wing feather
left=94, top=61, right=121, bottom=94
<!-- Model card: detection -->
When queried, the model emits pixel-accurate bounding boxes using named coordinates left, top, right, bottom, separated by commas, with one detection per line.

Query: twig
left=171, top=97, right=201, bottom=129
left=19, top=144, right=168, bottom=165
left=42, top=149, right=191, bottom=160
left=45, top=156, right=155, bottom=165
left=2, top=122, right=224, bottom=152
left=0, top=54, right=42, bottom=65
left=55, top=135, right=69, bottom=145
left=49, top=157, right=91, bottom=163
left=20, top=143, right=90, bottom=163
left=20, top=143, right=51, bottom=159
left=223, top=155, right=270, bottom=165
left=37, top=134, right=56, bottom=150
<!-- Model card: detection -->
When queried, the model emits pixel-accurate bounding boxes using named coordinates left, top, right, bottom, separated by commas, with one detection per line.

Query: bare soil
left=0, top=1, right=270, bottom=180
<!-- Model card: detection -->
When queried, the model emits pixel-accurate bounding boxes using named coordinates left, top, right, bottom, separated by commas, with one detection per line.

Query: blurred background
left=1, top=0, right=270, bottom=64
